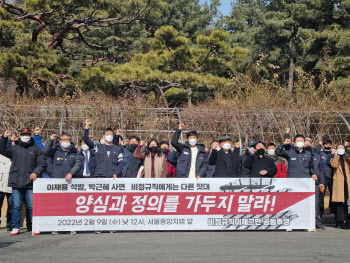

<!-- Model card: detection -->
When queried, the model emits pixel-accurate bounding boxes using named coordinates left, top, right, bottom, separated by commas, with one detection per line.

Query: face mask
left=60, top=142, right=70, bottom=149
left=149, top=146, right=158, bottom=153
left=249, top=147, right=254, bottom=153
left=222, top=143, right=231, bottom=150
left=337, top=149, right=345, bottom=156
left=267, top=149, right=275, bottom=156
left=257, top=148, right=265, bottom=156
left=20, top=136, right=31, bottom=143
left=81, top=145, right=89, bottom=151
left=100, top=139, right=105, bottom=144
left=105, top=135, right=113, bottom=142
left=162, top=148, right=169, bottom=154
left=189, top=139, right=197, bottom=146
left=305, top=146, right=312, bottom=151
left=130, top=143, right=138, bottom=149
left=295, top=142, right=304, bottom=148
left=216, top=147, right=221, bottom=151
left=323, top=147, right=331, bottom=153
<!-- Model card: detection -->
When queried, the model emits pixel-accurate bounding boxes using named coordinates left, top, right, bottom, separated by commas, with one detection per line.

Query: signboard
left=33, top=178, right=315, bottom=231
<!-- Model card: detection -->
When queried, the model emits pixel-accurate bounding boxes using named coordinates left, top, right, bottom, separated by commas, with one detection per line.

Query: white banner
left=33, top=178, right=315, bottom=231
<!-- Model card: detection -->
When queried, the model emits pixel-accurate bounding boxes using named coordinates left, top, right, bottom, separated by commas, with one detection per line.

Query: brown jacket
left=133, top=146, right=168, bottom=178
left=330, top=154, right=350, bottom=203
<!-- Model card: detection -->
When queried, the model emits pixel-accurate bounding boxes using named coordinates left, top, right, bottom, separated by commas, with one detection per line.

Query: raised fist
left=50, top=134, right=58, bottom=140
left=286, top=128, right=290, bottom=133
left=85, top=119, right=91, bottom=129
left=140, top=140, right=146, bottom=146
left=179, top=123, right=185, bottom=130
left=34, top=127, right=41, bottom=135
left=4, top=130, right=12, bottom=137
left=284, top=139, right=291, bottom=145
left=116, top=129, right=123, bottom=136
left=235, top=142, right=241, bottom=148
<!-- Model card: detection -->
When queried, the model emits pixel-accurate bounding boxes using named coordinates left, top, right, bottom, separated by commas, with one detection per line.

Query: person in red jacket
left=267, top=143, right=287, bottom=178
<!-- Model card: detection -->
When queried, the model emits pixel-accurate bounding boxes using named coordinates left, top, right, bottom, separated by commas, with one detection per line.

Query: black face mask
left=162, top=148, right=169, bottom=154
left=305, top=146, right=312, bottom=152
left=256, top=148, right=265, bottom=156
left=130, top=143, right=138, bottom=149
left=323, top=147, right=331, bottom=154
left=149, top=146, right=158, bottom=153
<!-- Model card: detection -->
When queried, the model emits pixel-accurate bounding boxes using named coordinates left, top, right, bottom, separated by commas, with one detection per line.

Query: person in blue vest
left=83, top=119, right=123, bottom=179
left=171, top=124, right=207, bottom=178
left=305, top=136, right=326, bottom=230
left=43, top=132, right=82, bottom=180
left=276, top=134, right=319, bottom=231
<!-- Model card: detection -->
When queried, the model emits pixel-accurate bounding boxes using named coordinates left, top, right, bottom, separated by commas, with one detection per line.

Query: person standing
left=0, top=129, right=46, bottom=236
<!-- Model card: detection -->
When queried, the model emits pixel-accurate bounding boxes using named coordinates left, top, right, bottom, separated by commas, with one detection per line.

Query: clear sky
left=199, top=0, right=233, bottom=16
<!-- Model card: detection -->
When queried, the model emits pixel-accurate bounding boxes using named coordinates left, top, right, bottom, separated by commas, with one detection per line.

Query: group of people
left=0, top=120, right=349, bottom=236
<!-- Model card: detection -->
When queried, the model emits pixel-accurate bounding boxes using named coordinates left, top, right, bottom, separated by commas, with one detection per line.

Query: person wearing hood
left=209, top=136, right=241, bottom=178
left=133, top=139, right=168, bottom=178
left=243, top=141, right=277, bottom=178
left=83, top=119, right=123, bottom=179
left=171, top=124, right=207, bottom=178
left=43, top=132, right=82, bottom=180
left=0, top=128, right=46, bottom=236
left=266, top=143, right=287, bottom=178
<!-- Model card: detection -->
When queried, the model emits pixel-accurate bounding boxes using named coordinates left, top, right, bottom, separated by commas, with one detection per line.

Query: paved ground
left=0, top=226, right=349, bottom=263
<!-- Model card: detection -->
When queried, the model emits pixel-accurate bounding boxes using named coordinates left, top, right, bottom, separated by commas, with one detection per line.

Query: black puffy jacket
left=0, top=136, right=46, bottom=188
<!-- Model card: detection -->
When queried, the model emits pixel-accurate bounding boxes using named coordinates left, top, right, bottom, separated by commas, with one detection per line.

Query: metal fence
left=1, top=104, right=350, bottom=148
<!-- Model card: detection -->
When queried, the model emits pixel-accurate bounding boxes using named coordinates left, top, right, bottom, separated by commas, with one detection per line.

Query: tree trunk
left=188, top=87, right=192, bottom=107
left=288, top=9, right=295, bottom=94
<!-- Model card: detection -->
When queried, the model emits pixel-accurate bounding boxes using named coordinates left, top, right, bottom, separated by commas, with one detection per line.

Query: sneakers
left=52, top=232, right=59, bottom=235
left=10, top=229, right=20, bottom=236
left=94, top=231, right=102, bottom=234
left=286, top=229, right=292, bottom=232
left=33, top=231, right=40, bottom=235
left=70, top=231, right=77, bottom=235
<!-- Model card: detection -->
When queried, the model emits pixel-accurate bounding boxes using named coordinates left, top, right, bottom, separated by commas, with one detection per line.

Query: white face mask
left=100, top=139, right=105, bottom=144
left=249, top=147, right=254, bottom=153
left=337, top=149, right=345, bottom=156
left=20, top=136, right=31, bottom=143
left=105, top=135, right=113, bottom=142
left=295, top=142, right=304, bottom=148
left=267, top=149, right=275, bottom=156
left=189, top=139, right=197, bottom=146
left=81, top=144, right=89, bottom=151
left=216, top=147, right=221, bottom=151
left=60, top=142, right=70, bottom=149
left=222, top=143, right=231, bottom=150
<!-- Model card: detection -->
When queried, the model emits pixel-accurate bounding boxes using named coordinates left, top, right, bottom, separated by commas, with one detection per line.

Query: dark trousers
left=315, top=185, right=321, bottom=225
left=320, top=178, right=336, bottom=216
